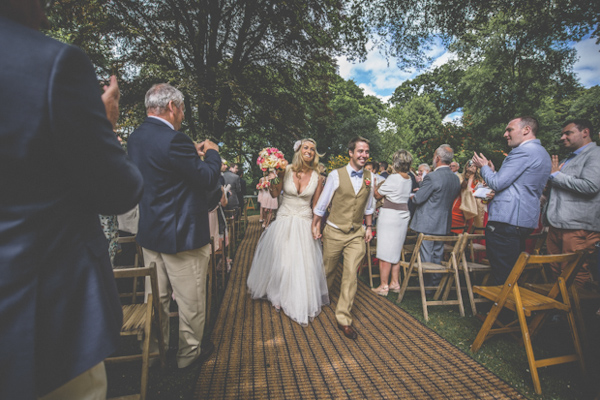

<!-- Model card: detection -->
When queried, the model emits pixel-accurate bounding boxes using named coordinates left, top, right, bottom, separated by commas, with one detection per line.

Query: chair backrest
left=492, top=252, right=583, bottom=306
left=528, top=252, right=584, bottom=299
left=113, top=263, right=160, bottom=305
left=405, top=232, right=425, bottom=267
left=461, top=233, right=486, bottom=263
left=421, top=234, right=464, bottom=253
left=529, top=227, right=549, bottom=255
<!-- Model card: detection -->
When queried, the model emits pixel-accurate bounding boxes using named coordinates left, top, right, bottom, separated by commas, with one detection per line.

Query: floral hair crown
left=293, top=140, right=302, bottom=152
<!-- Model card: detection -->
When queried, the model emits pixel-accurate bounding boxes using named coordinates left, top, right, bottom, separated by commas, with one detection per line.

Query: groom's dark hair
left=348, top=136, right=370, bottom=152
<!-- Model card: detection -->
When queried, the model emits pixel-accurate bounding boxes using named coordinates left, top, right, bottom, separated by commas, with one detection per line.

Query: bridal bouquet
left=257, top=147, right=287, bottom=184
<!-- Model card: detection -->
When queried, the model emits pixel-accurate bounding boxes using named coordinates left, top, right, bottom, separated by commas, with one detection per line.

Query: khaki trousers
left=547, top=227, right=600, bottom=287
left=143, top=245, right=211, bottom=368
left=322, top=224, right=366, bottom=326
left=38, top=362, right=106, bottom=400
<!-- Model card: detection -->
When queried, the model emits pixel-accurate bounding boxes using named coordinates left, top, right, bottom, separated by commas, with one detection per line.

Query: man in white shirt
left=312, top=136, right=375, bottom=340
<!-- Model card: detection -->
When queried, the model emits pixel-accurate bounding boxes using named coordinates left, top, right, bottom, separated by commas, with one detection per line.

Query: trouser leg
left=420, top=239, right=443, bottom=287
left=162, top=245, right=211, bottom=368
left=322, top=225, right=344, bottom=290
left=142, top=248, right=171, bottom=351
left=486, top=222, right=532, bottom=285
left=548, top=227, right=599, bottom=287
left=335, top=230, right=365, bottom=326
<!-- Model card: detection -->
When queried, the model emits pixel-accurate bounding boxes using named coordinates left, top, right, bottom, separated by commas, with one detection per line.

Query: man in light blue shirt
left=472, top=116, right=551, bottom=284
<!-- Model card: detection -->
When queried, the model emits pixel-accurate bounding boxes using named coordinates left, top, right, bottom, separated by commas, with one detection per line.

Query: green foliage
left=45, top=0, right=366, bottom=173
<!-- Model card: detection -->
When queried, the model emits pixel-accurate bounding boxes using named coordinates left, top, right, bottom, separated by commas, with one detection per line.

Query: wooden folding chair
left=458, top=233, right=492, bottom=315
left=397, top=233, right=466, bottom=321
left=470, top=252, right=586, bottom=395
left=116, top=235, right=145, bottom=303
left=365, top=236, right=379, bottom=287
left=520, top=228, right=550, bottom=283
left=224, top=209, right=237, bottom=254
left=106, top=263, right=166, bottom=400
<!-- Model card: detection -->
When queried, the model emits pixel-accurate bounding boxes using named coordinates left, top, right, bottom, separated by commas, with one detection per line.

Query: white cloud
left=573, top=38, right=600, bottom=88
left=430, top=50, right=456, bottom=69
left=336, top=39, right=457, bottom=102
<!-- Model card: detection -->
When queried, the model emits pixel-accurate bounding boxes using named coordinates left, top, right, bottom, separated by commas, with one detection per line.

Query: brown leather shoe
left=337, top=324, right=358, bottom=340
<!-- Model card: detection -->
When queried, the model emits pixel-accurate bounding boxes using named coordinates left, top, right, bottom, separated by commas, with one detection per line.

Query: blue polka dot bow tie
left=351, top=170, right=363, bottom=178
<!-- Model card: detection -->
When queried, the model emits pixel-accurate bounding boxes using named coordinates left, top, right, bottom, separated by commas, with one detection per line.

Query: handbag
left=459, top=187, right=478, bottom=220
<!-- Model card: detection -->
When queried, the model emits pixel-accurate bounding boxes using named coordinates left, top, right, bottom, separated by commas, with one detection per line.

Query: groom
left=312, top=136, right=375, bottom=340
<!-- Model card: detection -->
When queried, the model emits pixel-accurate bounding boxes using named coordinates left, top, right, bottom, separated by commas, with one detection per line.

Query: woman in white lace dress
left=247, top=139, right=329, bottom=325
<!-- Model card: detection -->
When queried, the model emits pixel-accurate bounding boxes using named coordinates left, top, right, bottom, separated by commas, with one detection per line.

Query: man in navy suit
left=128, top=83, right=222, bottom=369
left=0, top=1, right=144, bottom=398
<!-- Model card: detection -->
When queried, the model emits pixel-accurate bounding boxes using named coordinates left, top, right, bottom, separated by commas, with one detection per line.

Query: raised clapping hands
left=195, top=139, right=219, bottom=157
left=101, top=75, right=120, bottom=129
left=471, top=153, right=495, bottom=171
left=551, top=155, right=563, bottom=174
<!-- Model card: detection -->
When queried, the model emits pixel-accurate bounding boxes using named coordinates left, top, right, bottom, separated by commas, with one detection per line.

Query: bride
left=247, top=138, right=329, bottom=326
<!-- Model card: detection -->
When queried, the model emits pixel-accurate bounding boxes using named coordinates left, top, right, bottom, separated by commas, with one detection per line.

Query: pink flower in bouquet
left=257, top=146, right=287, bottom=184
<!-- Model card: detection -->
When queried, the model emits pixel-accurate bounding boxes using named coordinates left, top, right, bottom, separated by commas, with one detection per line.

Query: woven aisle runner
left=195, top=216, right=523, bottom=399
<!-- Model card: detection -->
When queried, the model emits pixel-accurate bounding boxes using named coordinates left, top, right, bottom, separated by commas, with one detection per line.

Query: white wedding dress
left=247, top=166, right=329, bottom=326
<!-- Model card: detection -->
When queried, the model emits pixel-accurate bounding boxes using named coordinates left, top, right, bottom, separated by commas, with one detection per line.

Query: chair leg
left=454, top=266, right=465, bottom=317
left=471, top=299, right=504, bottom=352
left=140, top=295, right=154, bottom=400
left=397, top=264, right=414, bottom=304
left=569, top=284, right=590, bottom=359
left=463, top=266, right=477, bottom=315
left=434, top=275, right=448, bottom=300
left=512, top=285, right=542, bottom=395
left=442, top=274, right=453, bottom=301
left=418, top=267, right=429, bottom=321
left=560, top=280, right=587, bottom=377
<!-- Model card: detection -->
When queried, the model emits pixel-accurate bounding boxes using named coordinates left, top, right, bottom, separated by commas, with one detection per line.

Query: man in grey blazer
left=223, top=163, right=242, bottom=216
left=546, top=119, right=600, bottom=287
left=473, top=116, right=551, bottom=284
left=410, top=144, right=461, bottom=288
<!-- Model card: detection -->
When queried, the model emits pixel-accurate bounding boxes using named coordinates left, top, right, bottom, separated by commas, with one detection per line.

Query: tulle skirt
left=247, top=214, right=329, bottom=326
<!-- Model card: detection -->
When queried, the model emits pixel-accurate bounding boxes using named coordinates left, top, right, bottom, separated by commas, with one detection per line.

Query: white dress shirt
left=148, top=115, right=174, bottom=130
left=313, top=164, right=375, bottom=229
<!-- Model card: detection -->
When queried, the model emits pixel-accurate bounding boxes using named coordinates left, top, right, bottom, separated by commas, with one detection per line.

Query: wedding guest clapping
left=371, top=150, right=414, bottom=295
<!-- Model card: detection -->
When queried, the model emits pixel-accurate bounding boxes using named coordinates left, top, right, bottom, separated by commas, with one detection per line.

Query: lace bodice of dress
left=276, top=166, right=317, bottom=220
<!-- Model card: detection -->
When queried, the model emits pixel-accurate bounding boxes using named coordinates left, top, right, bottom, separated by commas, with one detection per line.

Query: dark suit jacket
left=410, top=166, right=461, bottom=235
left=128, top=118, right=221, bottom=254
left=0, top=17, right=143, bottom=398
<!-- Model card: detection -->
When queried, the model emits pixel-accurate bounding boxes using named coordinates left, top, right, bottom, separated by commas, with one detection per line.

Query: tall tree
left=47, top=0, right=366, bottom=147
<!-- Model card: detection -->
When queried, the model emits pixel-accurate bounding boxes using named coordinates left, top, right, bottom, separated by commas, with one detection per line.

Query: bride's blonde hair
left=291, top=138, right=323, bottom=173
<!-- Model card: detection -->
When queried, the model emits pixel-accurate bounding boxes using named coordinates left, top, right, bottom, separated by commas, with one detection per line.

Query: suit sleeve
left=551, top=154, right=600, bottom=196
left=168, top=134, right=221, bottom=191
left=411, top=174, right=435, bottom=205
left=480, top=150, right=527, bottom=192
left=49, top=44, right=143, bottom=215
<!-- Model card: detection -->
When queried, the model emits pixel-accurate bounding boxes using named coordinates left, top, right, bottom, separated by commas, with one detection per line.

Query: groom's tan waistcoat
left=327, top=167, right=371, bottom=233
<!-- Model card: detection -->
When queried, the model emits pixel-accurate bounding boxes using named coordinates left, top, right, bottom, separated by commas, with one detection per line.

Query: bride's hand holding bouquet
left=257, top=147, right=287, bottom=197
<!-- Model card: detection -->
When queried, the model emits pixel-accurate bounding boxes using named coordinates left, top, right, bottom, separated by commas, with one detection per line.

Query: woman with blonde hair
left=248, top=138, right=329, bottom=326
left=371, top=149, right=414, bottom=296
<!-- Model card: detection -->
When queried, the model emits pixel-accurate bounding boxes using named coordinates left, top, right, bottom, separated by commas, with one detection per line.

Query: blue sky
left=337, top=37, right=600, bottom=120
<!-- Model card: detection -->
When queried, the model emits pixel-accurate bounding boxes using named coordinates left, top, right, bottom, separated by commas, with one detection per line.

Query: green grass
left=361, top=272, right=600, bottom=399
